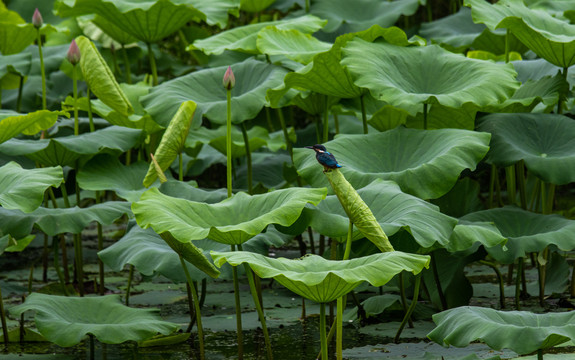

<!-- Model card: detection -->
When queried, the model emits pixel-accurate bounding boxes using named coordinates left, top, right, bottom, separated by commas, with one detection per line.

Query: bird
left=305, top=144, right=342, bottom=172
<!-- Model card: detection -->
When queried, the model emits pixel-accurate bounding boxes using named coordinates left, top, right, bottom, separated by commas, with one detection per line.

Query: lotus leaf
left=0, top=52, right=31, bottom=90
left=76, top=36, right=133, bottom=117
left=143, top=101, right=196, bottom=187
left=188, top=0, right=241, bottom=28
left=256, top=27, right=332, bottom=64
left=56, top=0, right=205, bottom=43
left=158, top=181, right=227, bottom=203
left=211, top=250, right=430, bottom=303
left=0, top=126, right=142, bottom=167
left=142, top=59, right=288, bottom=127
left=420, top=7, right=487, bottom=51
left=241, top=0, right=274, bottom=12
left=0, top=202, right=131, bottom=238
left=132, top=187, right=326, bottom=245
left=0, top=110, right=63, bottom=145
left=0, top=162, right=63, bottom=213
left=0, top=6, right=56, bottom=55
left=89, top=14, right=138, bottom=46
left=294, top=127, right=491, bottom=199
left=310, top=179, right=456, bottom=249
left=428, top=306, right=575, bottom=354
left=341, top=39, right=519, bottom=114
left=0, top=234, right=34, bottom=255
left=478, top=113, right=575, bottom=185
left=446, top=221, right=507, bottom=253
left=190, top=14, right=326, bottom=55
left=460, top=206, right=575, bottom=264
left=465, top=0, right=575, bottom=68
left=10, top=293, right=179, bottom=347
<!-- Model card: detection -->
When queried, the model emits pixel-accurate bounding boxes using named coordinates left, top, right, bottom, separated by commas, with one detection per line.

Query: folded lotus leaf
left=0, top=110, right=64, bottom=144
left=10, top=293, right=179, bottom=347
left=256, top=27, right=332, bottom=64
left=211, top=250, right=430, bottom=303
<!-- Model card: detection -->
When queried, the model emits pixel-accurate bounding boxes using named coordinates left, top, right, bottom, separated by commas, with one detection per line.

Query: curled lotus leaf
left=256, top=27, right=332, bottom=65
left=0, top=110, right=65, bottom=145
left=211, top=250, right=430, bottom=303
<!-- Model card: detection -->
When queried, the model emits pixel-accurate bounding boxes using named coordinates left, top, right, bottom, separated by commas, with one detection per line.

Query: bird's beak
left=305, top=146, right=314, bottom=149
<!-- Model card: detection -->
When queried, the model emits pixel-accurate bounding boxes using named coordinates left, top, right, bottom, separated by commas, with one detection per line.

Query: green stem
left=180, top=256, right=205, bottom=359
left=431, top=252, right=447, bottom=310
left=394, top=273, right=421, bottom=343
left=360, top=94, right=368, bottom=134
left=323, top=98, right=330, bottom=142
left=73, top=233, right=84, bottom=296
left=72, top=65, right=79, bottom=136
left=111, top=46, right=121, bottom=78
left=398, top=272, right=414, bottom=327
left=505, top=29, right=510, bottom=64
left=178, top=152, right=184, bottom=182
left=488, top=164, right=496, bottom=208
left=37, top=29, right=47, bottom=110
left=96, top=191, right=104, bottom=295
left=480, top=260, right=505, bottom=309
left=515, top=258, right=523, bottom=310
left=125, top=264, right=134, bottom=306
left=0, top=284, right=8, bottom=346
left=426, top=0, right=433, bottom=22
left=558, top=66, right=568, bottom=114
left=305, top=0, right=309, bottom=12
left=423, top=103, right=428, bottom=130
left=240, top=122, right=253, bottom=194
left=538, top=349, right=543, bottom=360
left=16, top=75, right=24, bottom=112
left=516, top=161, right=527, bottom=210
left=505, top=165, right=516, bottom=205
left=231, top=245, right=244, bottom=359
left=333, top=112, right=340, bottom=135
left=147, top=43, right=158, bottom=86
left=121, top=45, right=132, bottom=84
left=277, top=108, right=293, bottom=161
left=226, top=89, right=232, bottom=198
left=87, top=87, right=95, bottom=132
left=336, top=296, right=343, bottom=360
left=265, top=107, right=275, bottom=132
left=320, top=303, right=328, bottom=360
left=52, top=237, right=68, bottom=296
left=89, top=334, right=95, bottom=360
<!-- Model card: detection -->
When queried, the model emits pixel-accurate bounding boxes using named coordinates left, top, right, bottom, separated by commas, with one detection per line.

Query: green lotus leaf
left=0, top=126, right=142, bottom=167
left=188, top=0, right=240, bottom=28
left=460, top=206, right=575, bottom=264
left=428, top=306, right=575, bottom=354
left=241, top=0, right=274, bottom=12
left=211, top=250, right=430, bottom=303
left=341, top=39, right=520, bottom=114
left=190, top=14, right=326, bottom=55
left=0, top=162, right=63, bottom=213
left=0, top=20, right=56, bottom=56
left=0, top=52, right=31, bottom=90
left=142, top=59, right=288, bottom=127
left=158, top=181, right=228, bottom=203
left=477, top=113, right=575, bottom=185
left=99, top=225, right=223, bottom=282
left=9, top=293, right=179, bottom=347
left=420, top=7, right=486, bottom=51
left=56, top=0, right=205, bottom=43
left=143, top=101, right=197, bottom=187
left=89, top=14, right=139, bottom=46
left=0, top=234, right=35, bottom=255
left=339, top=96, right=410, bottom=132
left=310, top=179, right=456, bottom=249
left=76, top=36, right=133, bottom=117
left=0, top=110, right=64, bottom=145
left=446, top=221, right=507, bottom=253
left=267, top=25, right=417, bottom=105
left=465, top=0, right=575, bottom=67
left=132, top=187, right=326, bottom=245
left=310, top=0, right=422, bottom=34
left=257, top=27, right=332, bottom=64
left=0, top=202, right=131, bottom=237
left=295, top=127, right=490, bottom=199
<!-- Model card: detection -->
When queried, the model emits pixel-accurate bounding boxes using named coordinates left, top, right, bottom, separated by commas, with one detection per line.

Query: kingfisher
left=305, top=144, right=342, bottom=172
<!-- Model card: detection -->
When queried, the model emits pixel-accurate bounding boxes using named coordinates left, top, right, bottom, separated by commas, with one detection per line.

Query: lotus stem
left=110, top=45, right=121, bottom=78
left=16, top=75, right=23, bottom=112
left=178, top=152, right=184, bottom=182
left=179, top=256, right=205, bottom=359
left=52, top=236, right=68, bottom=296
left=121, top=44, right=132, bottom=84
left=277, top=108, right=293, bottom=161
left=199, top=279, right=207, bottom=307
left=147, top=43, right=158, bottom=86
left=423, top=103, right=428, bottom=130
left=60, top=234, right=70, bottom=283
left=231, top=245, right=244, bottom=359
left=73, top=233, right=84, bottom=296
left=538, top=349, right=543, bottom=360
left=265, top=107, right=275, bottom=132
left=323, top=100, right=330, bottom=142
left=0, top=87, right=2, bottom=109
left=558, top=66, right=568, bottom=114
left=305, top=0, right=309, bottom=12
left=480, top=260, right=505, bottom=309
left=320, top=303, right=328, bottom=360
left=308, top=227, right=315, bottom=255
left=96, top=191, right=104, bottom=295
left=394, top=273, right=421, bottom=343
left=37, top=29, right=47, bottom=110
left=505, top=165, right=516, bottom=205
left=336, top=296, right=343, bottom=360
left=505, top=29, right=510, bottom=64
left=87, top=87, right=95, bottom=132
left=516, top=161, right=527, bottom=210
left=430, top=252, right=447, bottom=310
left=360, top=93, right=368, bottom=134
left=398, top=272, right=414, bottom=328
left=89, top=334, right=95, bottom=360
left=240, top=122, right=253, bottom=194
left=0, top=284, right=8, bottom=346
left=226, top=88, right=233, bottom=198
left=515, top=257, right=523, bottom=310
left=72, top=64, right=79, bottom=136
left=333, top=111, right=340, bottom=135
left=488, top=165, right=496, bottom=208
left=185, top=283, right=196, bottom=332
left=125, top=264, right=134, bottom=305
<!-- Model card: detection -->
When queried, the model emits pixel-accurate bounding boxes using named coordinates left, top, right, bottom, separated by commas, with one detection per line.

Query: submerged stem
left=394, top=273, right=421, bottom=343
left=179, top=256, right=205, bottom=359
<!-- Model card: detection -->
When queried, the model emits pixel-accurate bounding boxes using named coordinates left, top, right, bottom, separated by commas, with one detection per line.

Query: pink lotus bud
left=67, top=39, right=81, bottom=65
left=223, top=66, right=235, bottom=90
left=32, top=8, right=43, bottom=29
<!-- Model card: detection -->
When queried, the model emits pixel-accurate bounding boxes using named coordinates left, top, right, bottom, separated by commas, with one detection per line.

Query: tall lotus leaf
left=0, top=110, right=63, bottom=145
left=0, top=126, right=142, bottom=167
left=465, top=0, right=575, bottom=68
left=0, top=52, right=31, bottom=90
left=341, top=39, right=519, bottom=114
left=257, top=27, right=332, bottom=64
left=133, top=187, right=326, bottom=245
left=0, top=162, right=63, bottom=213
left=10, top=293, right=179, bottom=347
left=0, top=6, right=56, bottom=55
left=420, top=7, right=486, bottom=51
left=294, top=127, right=490, bottom=199
left=0, top=202, right=131, bottom=237
left=211, top=251, right=430, bottom=303
left=142, top=59, right=288, bottom=127
left=478, top=113, right=575, bottom=185
left=460, top=206, right=575, bottom=264
left=56, top=0, right=205, bottom=43
left=76, top=36, right=133, bottom=117
left=428, top=306, right=575, bottom=354
left=310, top=179, right=456, bottom=250
left=143, top=101, right=197, bottom=187
left=190, top=14, right=326, bottom=55
left=188, top=0, right=240, bottom=28
left=310, top=0, right=422, bottom=34
left=241, top=0, right=275, bottom=12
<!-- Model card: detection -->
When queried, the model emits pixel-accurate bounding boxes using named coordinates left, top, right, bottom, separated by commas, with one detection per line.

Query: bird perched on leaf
left=305, top=144, right=342, bottom=172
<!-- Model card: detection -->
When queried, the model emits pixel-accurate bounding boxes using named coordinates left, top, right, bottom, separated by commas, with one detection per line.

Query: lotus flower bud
left=223, top=66, right=235, bottom=90
left=32, top=8, right=43, bottom=29
left=67, top=39, right=81, bottom=66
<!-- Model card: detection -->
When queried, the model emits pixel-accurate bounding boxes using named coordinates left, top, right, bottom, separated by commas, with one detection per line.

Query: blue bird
left=305, top=144, right=342, bottom=172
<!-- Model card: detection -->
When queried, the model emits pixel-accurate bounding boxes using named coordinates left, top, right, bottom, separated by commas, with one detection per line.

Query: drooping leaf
left=428, top=306, right=575, bottom=354
left=76, top=36, right=133, bottom=117
left=478, top=113, right=575, bottom=185
left=10, top=293, right=179, bottom=347
left=142, top=59, right=288, bottom=127
left=143, top=101, right=197, bottom=187
left=0, top=6, right=57, bottom=55
left=445, top=221, right=507, bottom=254
left=256, top=27, right=332, bottom=64
left=0, top=162, right=63, bottom=213
left=0, top=52, right=32, bottom=90
left=294, top=127, right=491, bottom=199
left=133, top=187, right=326, bottom=245
left=0, top=110, right=64, bottom=145
left=240, top=0, right=275, bottom=12
left=211, top=250, right=430, bottom=303
left=420, top=7, right=487, bottom=51
left=341, top=39, right=519, bottom=114
left=188, top=0, right=241, bottom=28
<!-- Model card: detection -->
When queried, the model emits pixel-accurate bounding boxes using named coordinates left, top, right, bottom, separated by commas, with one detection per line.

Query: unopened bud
left=32, top=8, right=43, bottom=29
left=67, top=39, right=81, bottom=65
left=223, top=66, right=235, bottom=90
